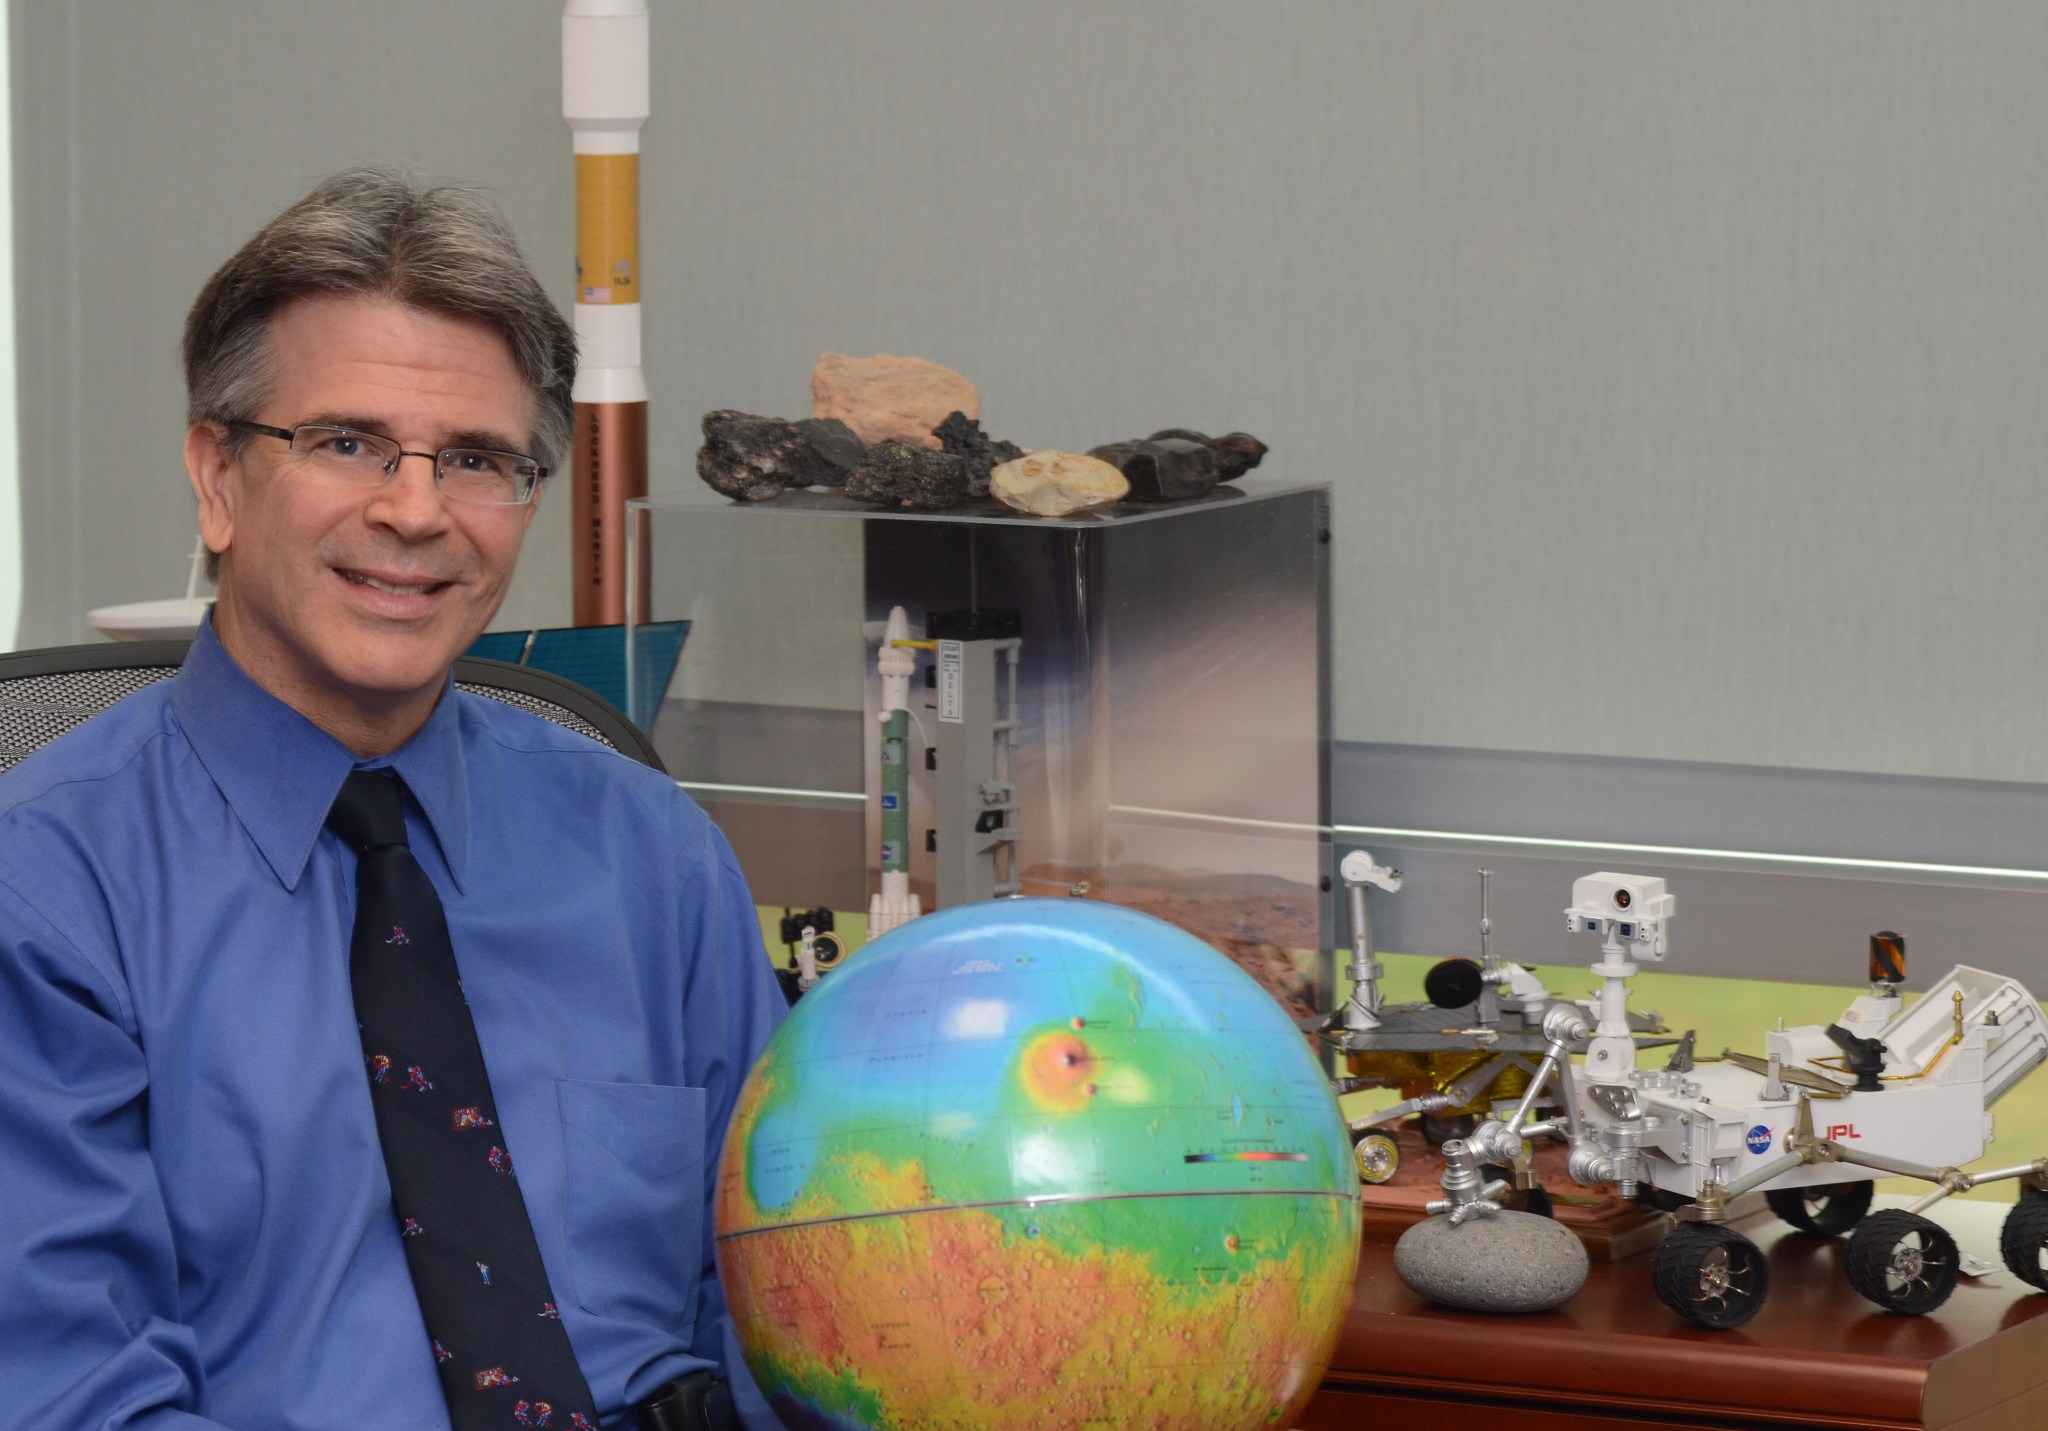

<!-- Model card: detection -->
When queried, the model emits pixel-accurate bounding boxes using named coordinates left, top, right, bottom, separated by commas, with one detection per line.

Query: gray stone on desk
left=1394, top=1209, right=1589, bottom=1313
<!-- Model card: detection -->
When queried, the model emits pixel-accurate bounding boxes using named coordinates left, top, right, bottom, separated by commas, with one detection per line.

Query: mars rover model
left=1357, top=862, right=2048, bottom=1328
left=1323, top=852, right=1664, bottom=1192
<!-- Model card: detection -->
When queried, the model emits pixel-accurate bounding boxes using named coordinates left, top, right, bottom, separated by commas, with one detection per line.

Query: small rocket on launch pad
left=870, top=607, right=924, bottom=936
left=562, top=0, right=649, bottom=625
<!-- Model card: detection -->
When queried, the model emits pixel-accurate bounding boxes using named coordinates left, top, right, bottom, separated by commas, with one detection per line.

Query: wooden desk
left=1303, top=1200, right=2048, bottom=1430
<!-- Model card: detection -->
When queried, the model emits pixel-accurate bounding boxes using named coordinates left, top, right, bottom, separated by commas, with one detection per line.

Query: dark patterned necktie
left=329, top=770, right=599, bottom=1431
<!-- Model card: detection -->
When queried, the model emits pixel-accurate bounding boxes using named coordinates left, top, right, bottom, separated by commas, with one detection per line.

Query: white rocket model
left=562, top=0, right=650, bottom=625
left=869, top=607, right=923, bottom=937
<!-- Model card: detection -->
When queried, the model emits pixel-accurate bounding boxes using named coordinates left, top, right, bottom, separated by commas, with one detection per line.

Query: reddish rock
left=811, top=353, right=978, bottom=449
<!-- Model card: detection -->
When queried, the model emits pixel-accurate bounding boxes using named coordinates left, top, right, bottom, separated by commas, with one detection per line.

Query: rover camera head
left=1564, top=872, right=1674, bottom=958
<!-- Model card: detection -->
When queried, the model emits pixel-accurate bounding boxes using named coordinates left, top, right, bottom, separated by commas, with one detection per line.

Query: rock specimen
left=1087, top=436, right=1219, bottom=502
left=1392, top=1210, right=1589, bottom=1314
left=1089, top=428, right=1270, bottom=501
left=697, top=410, right=802, bottom=501
left=697, top=410, right=867, bottom=500
left=932, top=411, right=1024, bottom=498
left=988, top=451, right=1130, bottom=517
left=792, top=417, right=864, bottom=486
left=843, top=442, right=970, bottom=510
left=811, top=353, right=978, bottom=449
left=1152, top=428, right=1269, bottom=481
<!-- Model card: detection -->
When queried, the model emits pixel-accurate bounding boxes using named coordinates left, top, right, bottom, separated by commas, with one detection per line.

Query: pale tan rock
left=810, top=353, right=978, bottom=449
left=988, top=451, right=1130, bottom=517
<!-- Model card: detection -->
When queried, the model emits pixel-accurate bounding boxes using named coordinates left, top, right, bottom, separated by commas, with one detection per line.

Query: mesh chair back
left=0, top=641, right=664, bottom=775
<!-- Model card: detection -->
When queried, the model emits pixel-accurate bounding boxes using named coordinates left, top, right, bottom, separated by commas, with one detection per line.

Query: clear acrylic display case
left=627, top=477, right=1332, bottom=1017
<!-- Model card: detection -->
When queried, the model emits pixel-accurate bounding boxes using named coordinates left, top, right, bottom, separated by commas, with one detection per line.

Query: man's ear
left=185, top=422, right=237, bottom=560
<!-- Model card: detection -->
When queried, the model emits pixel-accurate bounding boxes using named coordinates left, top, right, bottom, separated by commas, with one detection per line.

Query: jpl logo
left=1824, top=1124, right=1861, bottom=1141
left=1745, top=1125, right=1774, bottom=1155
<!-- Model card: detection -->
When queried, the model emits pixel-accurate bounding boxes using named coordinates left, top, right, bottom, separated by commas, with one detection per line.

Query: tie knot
left=326, top=769, right=410, bottom=852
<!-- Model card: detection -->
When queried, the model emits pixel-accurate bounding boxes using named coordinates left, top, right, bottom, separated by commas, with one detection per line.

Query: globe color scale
left=714, top=898, right=1361, bottom=1431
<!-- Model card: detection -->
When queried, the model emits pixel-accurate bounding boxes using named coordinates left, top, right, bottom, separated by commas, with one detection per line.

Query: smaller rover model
left=1438, top=873, right=2048, bottom=1327
left=1321, top=852, right=1662, bottom=1187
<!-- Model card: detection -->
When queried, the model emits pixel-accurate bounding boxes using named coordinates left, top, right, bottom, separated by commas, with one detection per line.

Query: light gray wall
left=11, top=1, right=575, bottom=644
left=17, top=3, right=2048, bottom=791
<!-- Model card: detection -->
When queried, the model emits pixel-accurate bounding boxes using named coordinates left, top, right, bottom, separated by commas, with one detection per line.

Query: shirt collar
left=171, top=616, right=472, bottom=894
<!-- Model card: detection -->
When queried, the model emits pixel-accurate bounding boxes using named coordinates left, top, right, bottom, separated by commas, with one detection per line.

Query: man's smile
left=337, top=567, right=454, bottom=597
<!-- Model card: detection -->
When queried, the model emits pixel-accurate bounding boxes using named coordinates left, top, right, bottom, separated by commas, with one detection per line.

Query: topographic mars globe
left=714, top=898, right=1361, bottom=1431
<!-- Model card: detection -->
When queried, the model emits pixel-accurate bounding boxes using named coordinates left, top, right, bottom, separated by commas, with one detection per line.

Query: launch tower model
left=866, top=608, right=1025, bottom=938
left=926, top=610, right=1023, bottom=911
left=562, top=0, right=649, bottom=625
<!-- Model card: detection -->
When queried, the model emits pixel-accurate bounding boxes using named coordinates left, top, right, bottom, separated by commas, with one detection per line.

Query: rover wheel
left=1353, top=1132, right=1400, bottom=1185
left=1999, top=1195, right=2048, bottom=1292
left=1651, top=1223, right=1770, bottom=1329
left=1766, top=1180, right=1874, bottom=1237
left=1847, top=1210, right=1960, bottom=1314
left=1418, top=1111, right=1477, bottom=1147
left=809, top=931, right=846, bottom=969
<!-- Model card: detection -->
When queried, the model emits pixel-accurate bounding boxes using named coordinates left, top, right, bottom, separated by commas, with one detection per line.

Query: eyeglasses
left=227, top=421, right=547, bottom=507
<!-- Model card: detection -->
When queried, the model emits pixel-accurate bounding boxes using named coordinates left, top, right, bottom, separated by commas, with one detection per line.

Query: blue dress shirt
left=0, top=622, right=785, bottom=1430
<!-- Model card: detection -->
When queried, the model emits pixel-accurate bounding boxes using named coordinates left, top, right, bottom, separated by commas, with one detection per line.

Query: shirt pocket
left=556, top=1078, right=707, bottom=1334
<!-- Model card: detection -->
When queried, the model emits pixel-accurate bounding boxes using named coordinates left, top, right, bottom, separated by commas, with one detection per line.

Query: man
left=0, top=170, right=784, bottom=1429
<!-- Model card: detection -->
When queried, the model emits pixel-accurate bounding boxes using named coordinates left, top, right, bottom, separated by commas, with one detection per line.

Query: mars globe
left=713, top=898, right=1361, bottom=1431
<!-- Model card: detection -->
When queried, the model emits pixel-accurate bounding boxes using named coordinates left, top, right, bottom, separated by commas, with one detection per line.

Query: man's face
left=186, top=293, right=541, bottom=750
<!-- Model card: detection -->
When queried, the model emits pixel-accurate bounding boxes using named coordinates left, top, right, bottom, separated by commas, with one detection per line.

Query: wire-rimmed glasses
left=227, top=421, right=546, bottom=507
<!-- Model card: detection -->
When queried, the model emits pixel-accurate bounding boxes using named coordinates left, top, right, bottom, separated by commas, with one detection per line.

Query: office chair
left=0, top=640, right=666, bottom=775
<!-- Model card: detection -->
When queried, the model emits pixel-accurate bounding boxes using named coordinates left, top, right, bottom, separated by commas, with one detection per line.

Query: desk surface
left=1305, top=1197, right=2048, bottom=1431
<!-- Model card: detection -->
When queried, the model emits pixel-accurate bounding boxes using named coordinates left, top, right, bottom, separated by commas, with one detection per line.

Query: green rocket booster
left=868, top=606, right=923, bottom=935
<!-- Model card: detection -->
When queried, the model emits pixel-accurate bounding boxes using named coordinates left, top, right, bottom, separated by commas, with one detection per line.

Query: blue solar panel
left=464, top=621, right=688, bottom=729
left=465, top=631, right=530, bottom=664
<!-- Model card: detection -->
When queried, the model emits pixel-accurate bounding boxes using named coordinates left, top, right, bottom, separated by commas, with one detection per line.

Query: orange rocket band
left=571, top=400, right=649, bottom=627
left=575, top=153, right=640, bottom=305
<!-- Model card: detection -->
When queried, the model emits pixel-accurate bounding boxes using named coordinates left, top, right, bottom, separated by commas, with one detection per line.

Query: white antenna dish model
left=86, top=535, right=214, bottom=641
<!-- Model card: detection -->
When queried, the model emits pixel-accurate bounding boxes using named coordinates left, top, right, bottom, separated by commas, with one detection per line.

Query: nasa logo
left=1745, top=1124, right=1774, bottom=1155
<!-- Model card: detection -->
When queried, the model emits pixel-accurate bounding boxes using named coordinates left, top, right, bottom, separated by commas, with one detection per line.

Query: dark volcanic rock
left=932, top=411, right=1024, bottom=498
left=1088, top=437, right=1220, bottom=502
left=1147, top=428, right=1268, bottom=481
left=844, top=442, right=970, bottom=510
left=699, top=410, right=866, bottom=499
left=794, top=418, right=865, bottom=486
left=1087, top=427, right=1269, bottom=503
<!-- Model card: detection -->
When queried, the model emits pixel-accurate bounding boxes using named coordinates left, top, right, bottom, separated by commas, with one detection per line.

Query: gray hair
left=184, top=167, right=575, bottom=474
